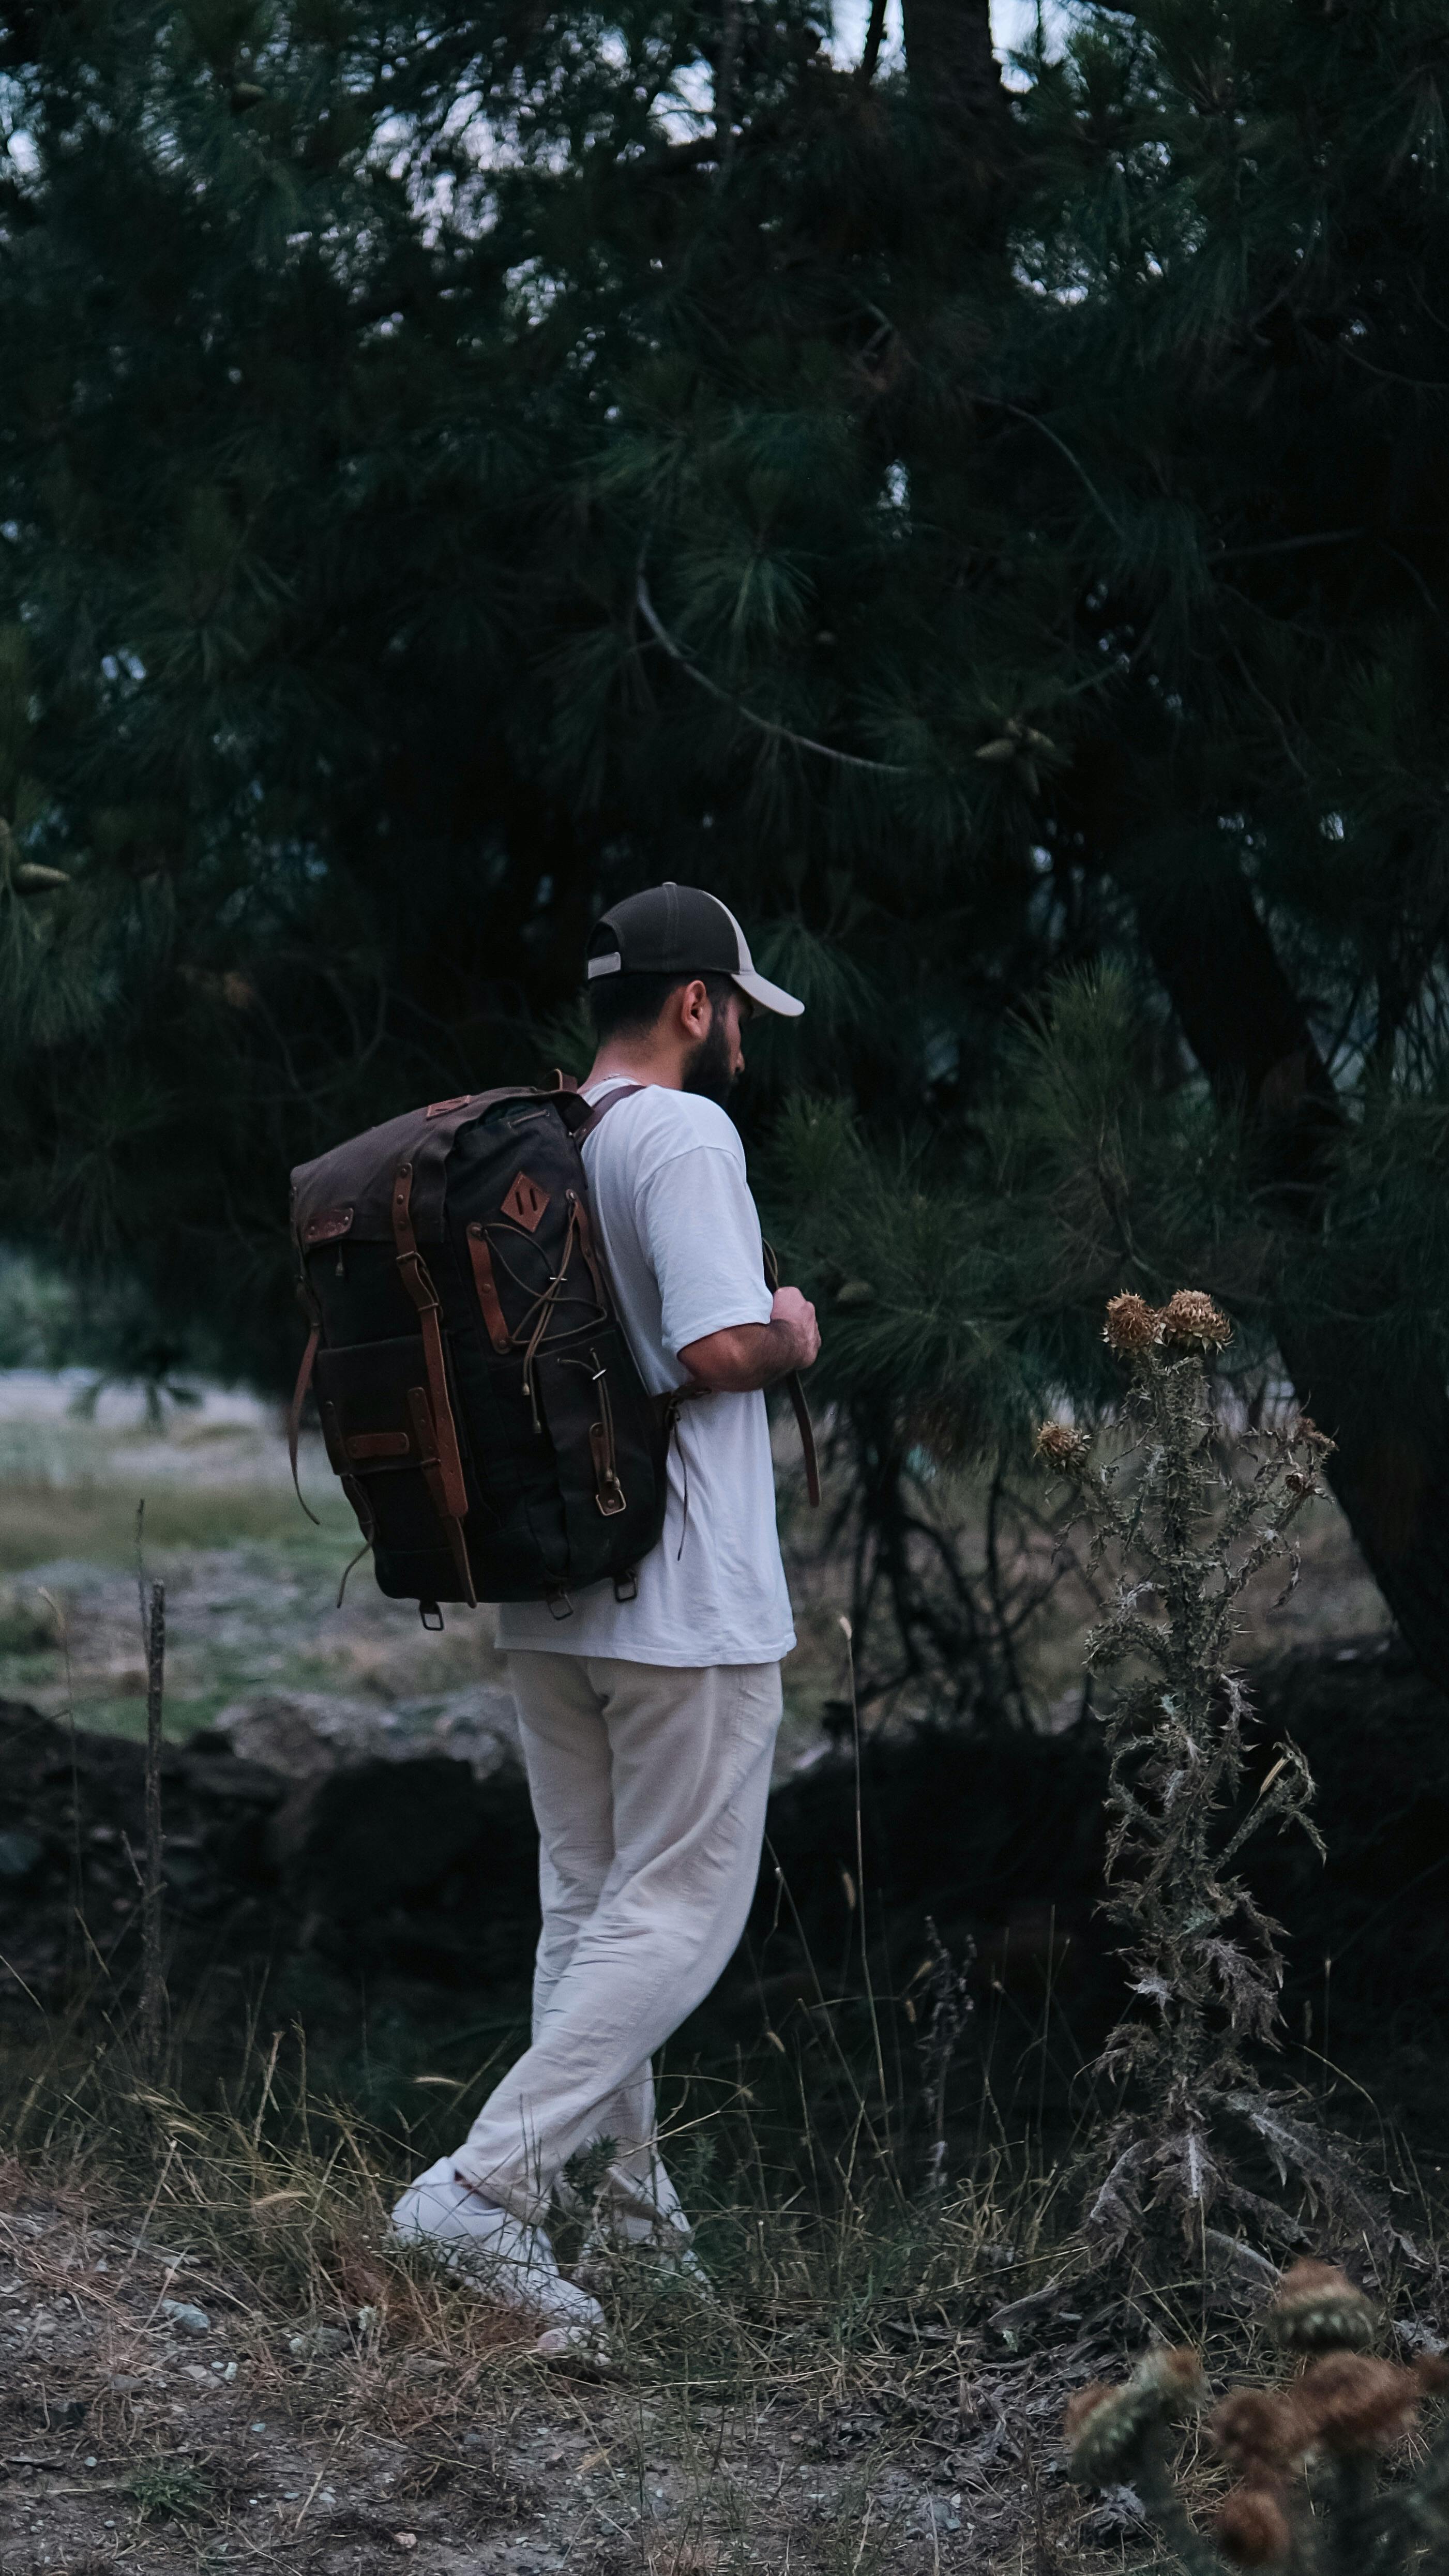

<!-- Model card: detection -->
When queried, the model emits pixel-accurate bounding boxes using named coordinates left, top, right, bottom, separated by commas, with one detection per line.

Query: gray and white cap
left=584, top=882, right=804, bottom=1018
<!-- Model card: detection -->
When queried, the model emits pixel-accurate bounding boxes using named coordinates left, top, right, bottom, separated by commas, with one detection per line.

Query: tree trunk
left=900, top=0, right=1013, bottom=208
left=900, top=0, right=1007, bottom=129
left=1134, top=860, right=1449, bottom=1688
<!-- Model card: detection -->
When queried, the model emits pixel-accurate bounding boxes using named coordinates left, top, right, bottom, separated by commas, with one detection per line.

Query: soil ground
left=0, top=1369, right=1442, bottom=2576
left=0, top=2161, right=1123, bottom=2576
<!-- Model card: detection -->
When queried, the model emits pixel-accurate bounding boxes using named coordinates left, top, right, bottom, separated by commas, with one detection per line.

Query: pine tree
left=6, top=0, right=1449, bottom=1688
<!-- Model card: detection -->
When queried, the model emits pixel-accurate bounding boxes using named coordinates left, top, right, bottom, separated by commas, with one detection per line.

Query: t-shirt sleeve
left=637, top=1142, right=774, bottom=1359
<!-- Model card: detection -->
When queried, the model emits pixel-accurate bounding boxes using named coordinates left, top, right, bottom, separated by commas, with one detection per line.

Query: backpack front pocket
left=314, top=1332, right=471, bottom=1574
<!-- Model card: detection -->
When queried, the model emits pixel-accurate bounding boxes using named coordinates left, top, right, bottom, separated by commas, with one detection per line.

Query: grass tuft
left=125, top=2461, right=213, bottom=2520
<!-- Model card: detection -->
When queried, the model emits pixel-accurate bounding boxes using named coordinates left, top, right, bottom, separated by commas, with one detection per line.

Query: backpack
left=287, top=1076, right=818, bottom=1625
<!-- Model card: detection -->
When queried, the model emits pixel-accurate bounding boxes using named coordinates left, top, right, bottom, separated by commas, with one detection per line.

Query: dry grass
left=1, top=2020, right=1074, bottom=2395
left=0, top=2016, right=1124, bottom=2576
left=2, top=2009, right=1445, bottom=2576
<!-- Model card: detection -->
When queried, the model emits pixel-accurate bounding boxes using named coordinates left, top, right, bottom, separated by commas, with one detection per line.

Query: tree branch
left=857, top=0, right=889, bottom=86
left=633, top=573, right=910, bottom=775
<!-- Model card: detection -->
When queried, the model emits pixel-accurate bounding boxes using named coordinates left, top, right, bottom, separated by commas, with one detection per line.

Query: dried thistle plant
left=1065, top=2260, right=1449, bottom=2576
left=1037, top=1293, right=1392, bottom=2274
left=910, top=1916, right=975, bottom=2194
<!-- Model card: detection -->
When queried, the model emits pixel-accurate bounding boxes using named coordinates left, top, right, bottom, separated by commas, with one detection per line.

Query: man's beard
left=681, top=1010, right=737, bottom=1109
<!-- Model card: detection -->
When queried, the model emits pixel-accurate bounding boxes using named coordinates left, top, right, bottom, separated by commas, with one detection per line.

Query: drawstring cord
left=488, top=1201, right=596, bottom=1431
left=515, top=1202, right=579, bottom=1429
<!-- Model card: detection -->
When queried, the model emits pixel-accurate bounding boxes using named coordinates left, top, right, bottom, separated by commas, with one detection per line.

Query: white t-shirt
left=495, top=1080, right=796, bottom=1668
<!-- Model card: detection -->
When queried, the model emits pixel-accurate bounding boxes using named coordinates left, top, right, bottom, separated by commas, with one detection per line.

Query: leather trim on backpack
left=571, top=1193, right=611, bottom=1316
left=390, top=1159, right=478, bottom=1605
left=465, top=1224, right=511, bottom=1352
left=292, top=1087, right=540, bottom=1246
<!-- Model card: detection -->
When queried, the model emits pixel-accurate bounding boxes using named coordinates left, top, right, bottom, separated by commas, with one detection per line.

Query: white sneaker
left=389, top=2159, right=609, bottom=2354
left=577, top=2215, right=714, bottom=2301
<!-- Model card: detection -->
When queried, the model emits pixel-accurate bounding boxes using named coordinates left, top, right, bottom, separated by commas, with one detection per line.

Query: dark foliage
left=7, top=0, right=1449, bottom=1670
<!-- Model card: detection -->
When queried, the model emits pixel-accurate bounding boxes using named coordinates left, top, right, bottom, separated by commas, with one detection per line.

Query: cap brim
left=732, top=968, right=804, bottom=1019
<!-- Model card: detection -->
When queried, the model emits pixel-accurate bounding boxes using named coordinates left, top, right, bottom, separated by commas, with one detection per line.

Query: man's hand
left=680, top=1285, right=820, bottom=1392
left=766, top=1284, right=821, bottom=1369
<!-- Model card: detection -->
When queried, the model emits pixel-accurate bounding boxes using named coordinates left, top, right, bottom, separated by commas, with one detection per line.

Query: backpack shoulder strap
left=572, top=1081, right=647, bottom=1140
left=562, top=1088, right=821, bottom=1509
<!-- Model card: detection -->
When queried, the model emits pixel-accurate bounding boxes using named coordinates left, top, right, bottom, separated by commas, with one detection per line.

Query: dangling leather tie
left=761, top=1240, right=821, bottom=1508
left=288, top=1287, right=322, bottom=1528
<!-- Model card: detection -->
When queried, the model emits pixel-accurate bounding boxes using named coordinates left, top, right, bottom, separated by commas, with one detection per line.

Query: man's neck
left=586, top=1043, right=686, bottom=1093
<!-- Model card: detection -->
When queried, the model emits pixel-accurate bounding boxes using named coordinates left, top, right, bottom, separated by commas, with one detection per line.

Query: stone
left=0, top=1830, right=44, bottom=1884
left=159, top=2298, right=212, bottom=2334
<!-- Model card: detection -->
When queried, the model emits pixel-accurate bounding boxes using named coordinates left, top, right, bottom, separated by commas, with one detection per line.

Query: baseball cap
left=585, top=882, right=804, bottom=1019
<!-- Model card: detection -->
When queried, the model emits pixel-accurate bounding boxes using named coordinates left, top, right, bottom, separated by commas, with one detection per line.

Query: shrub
left=1038, top=1295, right=1389, bottom=2275
left=1065, top=2259, right=1449, bottom=2574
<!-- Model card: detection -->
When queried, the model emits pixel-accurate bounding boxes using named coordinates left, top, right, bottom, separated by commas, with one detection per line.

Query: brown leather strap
left=784, top=1371, right=821, bottom=1508
left=761, top=1239, right=821, bottom=1508
left=465, top=1223, right=511, bottom=1351
left=570, top=1193, right=612, bottom=1319
left=288, top=1302, right=322, bottom=1527
left=652, top=1383, right=708, bottom=1439
left=590, top=1418, right=627, bottom=1516
left=391, top=1158, right=477, bottom=1604
left=573, top=1080, right=646, bottom=1141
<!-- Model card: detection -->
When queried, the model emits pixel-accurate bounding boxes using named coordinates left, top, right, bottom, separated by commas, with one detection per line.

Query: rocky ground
left=0, top=2165, right=1125, bottom=2576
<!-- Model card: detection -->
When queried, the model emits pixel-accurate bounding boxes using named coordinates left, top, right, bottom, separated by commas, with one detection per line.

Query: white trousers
left=451, top=1653, right=782, bottom=2230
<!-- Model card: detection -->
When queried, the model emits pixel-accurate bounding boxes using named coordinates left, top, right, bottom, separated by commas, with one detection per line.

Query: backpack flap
left=289, top=1086, right=669, bottom=1612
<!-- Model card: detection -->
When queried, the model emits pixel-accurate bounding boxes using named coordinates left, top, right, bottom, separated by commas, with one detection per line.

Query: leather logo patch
left=304, top=1206, right=354, bottom=1245
left=502, top=1170, right=551, bottom=1232
left=426, top=1093, right=475, bottom=1119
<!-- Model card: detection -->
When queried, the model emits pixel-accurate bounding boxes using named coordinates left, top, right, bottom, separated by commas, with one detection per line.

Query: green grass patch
left=127, top=2461, right=214, bottom=2521
left=0, top=1475, right=357, bottom=1573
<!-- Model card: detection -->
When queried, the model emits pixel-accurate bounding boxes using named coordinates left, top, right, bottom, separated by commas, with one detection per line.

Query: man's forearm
left=680, top=1317, right=814, bottom=1393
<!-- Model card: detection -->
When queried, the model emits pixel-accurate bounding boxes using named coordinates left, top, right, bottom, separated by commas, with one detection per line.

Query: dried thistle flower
left=1035, top=1419, right=1090, bottom=1471
left=1064, top=2382, right=1115, bottom=2448
left=1269, top=2259, right=1377, bottom=2354
left=1296, top=2352, right=1426, bottom=2454
left=1294, top=1415, right=1334, bottom=1454
left=1146, top=2345, right=1211, bottom=2413
left=1159, top=1288, right=1232, bottom=1350
left=1074, top=2293, right=1449, bottom=2576
left=1211, top=2387, right=1315, bottom=2477
left=1064, top=2348, right=1204, bottom=2484
left=1104, top=1291, right=1158, bottom=1355
left=1217, top=2482, right=1293, bottom=2566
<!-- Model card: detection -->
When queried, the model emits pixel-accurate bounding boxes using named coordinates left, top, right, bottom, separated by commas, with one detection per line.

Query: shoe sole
left=387, top=2222, right=606, bottom=2339
left=534, top=2324, right=615, bottom=2370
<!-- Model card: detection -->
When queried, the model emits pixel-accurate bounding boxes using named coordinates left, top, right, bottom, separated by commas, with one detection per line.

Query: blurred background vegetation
left=4, top=0, right=1449, bottom=1716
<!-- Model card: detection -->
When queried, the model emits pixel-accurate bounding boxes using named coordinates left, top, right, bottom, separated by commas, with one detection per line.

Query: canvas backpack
left=288, top=1076, right=817, bottom=1625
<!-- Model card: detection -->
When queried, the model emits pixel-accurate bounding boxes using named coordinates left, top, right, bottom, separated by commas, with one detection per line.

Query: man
left=391, top=883, right=820, bottom=2352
